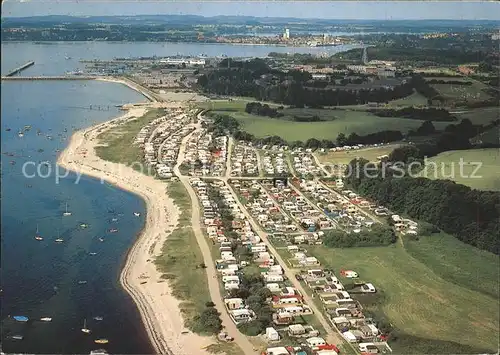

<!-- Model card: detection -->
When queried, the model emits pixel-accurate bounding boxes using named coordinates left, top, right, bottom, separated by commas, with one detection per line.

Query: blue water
left=0, top=80, right=153, bottom=354
left=1, top=41, right=362, bottom=76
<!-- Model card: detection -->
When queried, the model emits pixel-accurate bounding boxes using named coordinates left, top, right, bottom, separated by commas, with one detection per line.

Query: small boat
left=40, top=317, right=52, bottom=322
left=90, top=349, right=108, bottom=355
left=108, top=228, right=118, bottom=233
left=18, top=131, right=24, bottom=138
left=10, top=335, right=24, bottom=340
left=63, top=203, right=72, bottom=217
left=35, top=224, right=43, bottom=241
left=78, top=280, right=88, bottom=285
left=54, top=228, right=63, bottom=243
left=133, top=212, right=141, bottom=217
left=80, top=223, right=89, bottom=228
left=93, top=316, right=103, bottom=321
left=111, top=218, right=118, bottom=222
left=65, top=56, right=71, bottom=60
left=6, top=128, right=11, bottom=131
left=81, top=319, right=91, bottom=334
left=98, top=237, right=104, bottom=242
left=24, top=125, right=31, bottom=130
left=94, top=339, right=109, bottom=344
left=13, top=316, right=29, bottom=322
left=89, top=252, right=97, bottom=256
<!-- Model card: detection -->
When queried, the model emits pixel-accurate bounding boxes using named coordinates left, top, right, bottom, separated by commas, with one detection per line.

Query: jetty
left=5, top=61, right=35, bottom=77
left=1, top=76, right=99, bottom=81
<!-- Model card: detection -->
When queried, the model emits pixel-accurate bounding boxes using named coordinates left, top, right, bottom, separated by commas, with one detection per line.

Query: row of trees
left=369, top=107, right=456, bottom=122
left=345, top=159, right=500, bottom=255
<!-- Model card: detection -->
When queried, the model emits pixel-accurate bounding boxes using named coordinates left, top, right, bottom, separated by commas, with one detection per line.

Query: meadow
left=431, top=81, right=492, bottom=103
left=209, top=102, right=449, bottom=141
left=419, top=148, right=500, bottom=191
left=316, top=144, right=402, bottom=164
left=304, top=233, right=499, bottom=353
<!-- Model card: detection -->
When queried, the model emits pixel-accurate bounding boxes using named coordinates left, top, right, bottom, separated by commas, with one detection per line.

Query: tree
left=337, top=133, right=347, bottom=146
left=193, top=307, right=222, bottom=334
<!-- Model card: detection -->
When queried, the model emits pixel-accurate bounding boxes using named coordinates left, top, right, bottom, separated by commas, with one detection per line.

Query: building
left=283, top=28, right=290, bottom=40
left=377, top=67, right=396, bottom=78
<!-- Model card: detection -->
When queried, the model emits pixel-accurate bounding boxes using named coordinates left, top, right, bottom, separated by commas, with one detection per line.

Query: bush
left=205, top=301, right=216, bottom=307
left=192, top=307, right=222, bottom=334
left=323, top=225, right=397, bottom=248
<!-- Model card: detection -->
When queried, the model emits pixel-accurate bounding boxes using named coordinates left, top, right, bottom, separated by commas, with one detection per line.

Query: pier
left=1, top=75, right=99, bottom=81
left=5, top=61, right=35, bottom=77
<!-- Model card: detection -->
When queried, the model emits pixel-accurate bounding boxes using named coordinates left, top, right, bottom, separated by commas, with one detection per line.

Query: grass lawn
left=431, top=82, right=492, bottom=103
left=95, top=108, right=165, bottom=165
left=419, top=148, right=500, bottom=191
left=405, top=233, right=499, bottom=299
left=222, top=110, right=448, bottom=142
left=315, top=144, right=402, bottom=164
left=304, top=238, right=499, bottom=353
left=155, top=182, right=211, bottom=332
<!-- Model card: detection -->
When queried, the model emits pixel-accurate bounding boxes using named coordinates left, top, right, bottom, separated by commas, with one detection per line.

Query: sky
left=2, top=1, right=500, bottom=20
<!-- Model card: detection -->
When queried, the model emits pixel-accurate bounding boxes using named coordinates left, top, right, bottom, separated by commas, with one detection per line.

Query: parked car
left=361, top=283, right=376, bottom=293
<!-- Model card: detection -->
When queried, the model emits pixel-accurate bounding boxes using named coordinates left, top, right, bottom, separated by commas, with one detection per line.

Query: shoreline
left=57, top=106, right=212, bottom=355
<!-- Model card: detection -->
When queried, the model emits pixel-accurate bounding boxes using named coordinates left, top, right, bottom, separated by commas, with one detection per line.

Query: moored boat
left=94, top=339, right=109, bottom=344
left=40, top=317, right=52, bottom=322
left=81, top=319, right=91, bottom=334
left=13, top=315, right=29, bottom=322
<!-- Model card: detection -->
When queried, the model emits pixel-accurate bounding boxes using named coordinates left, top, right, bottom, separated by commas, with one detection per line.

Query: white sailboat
left=55, top=229, right=64, bottom=243
left=34, top=224, right=43, bottom=241
left=63, top=203, right=72, bottom=216
left=81, top=319, right=91, bottom=334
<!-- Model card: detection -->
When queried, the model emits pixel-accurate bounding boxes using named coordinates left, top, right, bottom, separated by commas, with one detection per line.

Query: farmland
left=203, top=100, right=450, bottom=142
left=305, top=234, right=499, bottom=353
left=419, top=148, right=500, bottom=191
left=315, top=144, right=402, bottom=164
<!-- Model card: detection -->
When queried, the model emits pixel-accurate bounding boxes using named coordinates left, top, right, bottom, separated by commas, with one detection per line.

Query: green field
left=419, top=148, right=500, bottom=191
left=316, top=144, right=402, bottom=164
left=386, top=91, right=429, bottom=107
left=305, top=233, right=499, bottom=353
left=431, top=81, right=491, bottom=103
left=214, top=107, right=449, bottom=142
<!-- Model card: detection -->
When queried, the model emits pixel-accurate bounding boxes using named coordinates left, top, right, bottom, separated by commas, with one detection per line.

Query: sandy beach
left=57, top=106, right=213, bottom=355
